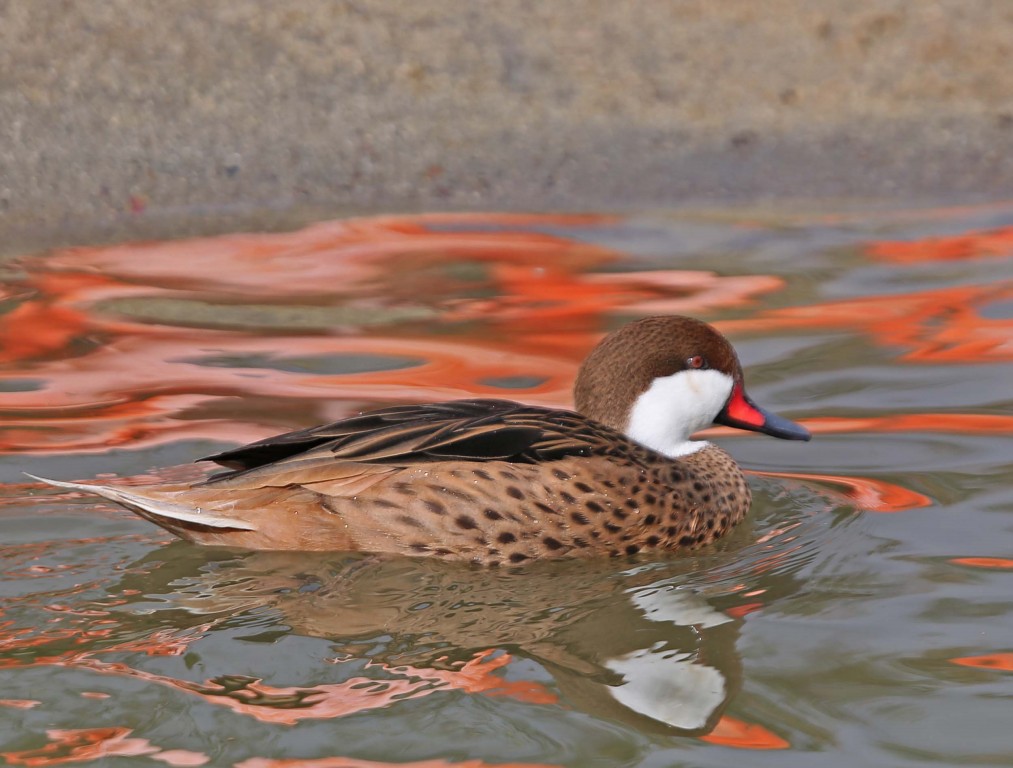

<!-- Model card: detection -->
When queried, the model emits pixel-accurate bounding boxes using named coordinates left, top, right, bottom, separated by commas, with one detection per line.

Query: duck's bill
left=714, top=384, right=811, bottom=441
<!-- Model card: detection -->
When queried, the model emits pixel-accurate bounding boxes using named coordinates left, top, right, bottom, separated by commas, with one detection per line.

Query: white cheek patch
left=625, top=369, right=734, bottom=458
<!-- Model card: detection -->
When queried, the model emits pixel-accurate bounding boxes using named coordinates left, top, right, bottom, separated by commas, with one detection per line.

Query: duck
left=32, top=315, right=811, bottom=564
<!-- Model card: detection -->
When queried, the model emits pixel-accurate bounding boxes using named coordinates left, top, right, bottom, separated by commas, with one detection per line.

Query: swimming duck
left=33, top=315, right=810, bottom=563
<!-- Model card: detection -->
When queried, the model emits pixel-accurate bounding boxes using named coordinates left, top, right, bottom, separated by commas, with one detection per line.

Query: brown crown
left=573, top=316, right=741, bottom=431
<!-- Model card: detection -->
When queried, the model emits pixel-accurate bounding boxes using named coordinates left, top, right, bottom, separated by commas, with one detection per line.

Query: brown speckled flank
left=34, top=316, right=810, bottom=563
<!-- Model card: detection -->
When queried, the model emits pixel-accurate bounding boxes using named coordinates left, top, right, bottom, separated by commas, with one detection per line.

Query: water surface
left=1, top=206, right=1011, bottom=767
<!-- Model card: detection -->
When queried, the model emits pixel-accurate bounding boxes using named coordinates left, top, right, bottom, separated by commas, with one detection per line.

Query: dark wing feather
left=198, top=399, right=602, bottom=484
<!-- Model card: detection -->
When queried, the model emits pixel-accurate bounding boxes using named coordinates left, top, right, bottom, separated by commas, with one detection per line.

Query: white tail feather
left=25, top=473, right=257, bottom=531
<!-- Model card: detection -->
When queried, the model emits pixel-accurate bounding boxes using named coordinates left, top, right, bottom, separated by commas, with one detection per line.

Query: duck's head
left=574, top=315, right=811, bottom=458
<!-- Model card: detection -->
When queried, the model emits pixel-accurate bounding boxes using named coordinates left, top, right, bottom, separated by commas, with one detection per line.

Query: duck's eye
left=686, top=355, right=707, bottom=369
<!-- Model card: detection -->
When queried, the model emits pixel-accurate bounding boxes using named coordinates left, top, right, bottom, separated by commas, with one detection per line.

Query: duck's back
left=37, top=399, right=751, bottom=563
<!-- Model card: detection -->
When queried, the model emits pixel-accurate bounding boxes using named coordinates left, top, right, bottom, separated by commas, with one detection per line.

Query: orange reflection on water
left=0, top=699, right=39, bottom=709
left=0, top=301, right=93, bottom=365
left=0, top=618, right=554, bottom=726
left=794, top=413, right=1013, bottom=436
left=749, top=470, right=932, bottom=513
left=950, top=557, right=1013, bottom=570
left=450, top=263, right=782, bottom=346
left=50, top=651, right=552, bottom=725
left=0, top=624, right=82, bottom=656
left=37, top=214, right=618, bottom=299
left=698, top=715, right=789, bottom=750
left=0, top=213, right=782, bottom=456
left=1, top=211, right=1008, bottom=461
left=102, top=626, right=213, bottom=657
left=0, top=619, right=206, bottom=669
left=0, top=727, right=209, bottom=767
left=950, top=653, right=1013, bottom=672
left=719, top=284, right=1012, bottom=364
left=867, top=226, right=1013, bottom=263
left=724, top=602, right=764, bottom=620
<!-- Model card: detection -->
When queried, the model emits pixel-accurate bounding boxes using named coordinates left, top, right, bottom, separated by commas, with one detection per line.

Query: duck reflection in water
left=110, top=542, right=806, bottom=735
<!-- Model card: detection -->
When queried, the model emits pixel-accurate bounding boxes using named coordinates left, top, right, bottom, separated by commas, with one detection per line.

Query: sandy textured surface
left=2, top=1, right=1013, bottom=250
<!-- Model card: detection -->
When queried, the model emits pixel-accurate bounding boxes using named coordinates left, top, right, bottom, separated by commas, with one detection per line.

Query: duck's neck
left=641, top=437, right=710, bottom=459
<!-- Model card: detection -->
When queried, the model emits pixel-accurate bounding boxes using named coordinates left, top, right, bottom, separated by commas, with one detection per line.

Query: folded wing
left=198, top=399, right=601, bottom=491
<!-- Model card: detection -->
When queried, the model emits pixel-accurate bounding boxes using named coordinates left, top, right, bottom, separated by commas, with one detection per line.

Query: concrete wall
left=3, top=1, right=1012, bottom=250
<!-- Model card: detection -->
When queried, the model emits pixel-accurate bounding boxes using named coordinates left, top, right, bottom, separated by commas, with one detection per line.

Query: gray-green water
left=1, top=206, right=1011, bottom=767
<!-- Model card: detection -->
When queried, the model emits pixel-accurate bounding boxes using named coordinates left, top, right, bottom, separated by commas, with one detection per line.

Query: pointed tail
left=25, top=473, right=257, bottom=532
